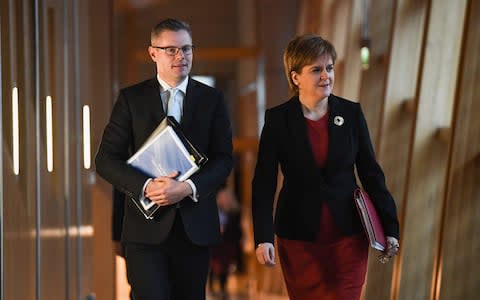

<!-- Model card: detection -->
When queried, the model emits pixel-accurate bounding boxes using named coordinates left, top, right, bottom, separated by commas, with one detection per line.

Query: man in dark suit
left=95, top=18, right=233, bottom=300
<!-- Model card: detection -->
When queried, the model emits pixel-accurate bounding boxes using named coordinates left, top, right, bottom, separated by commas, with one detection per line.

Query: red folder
left=354, top=188, right=386, bottom=251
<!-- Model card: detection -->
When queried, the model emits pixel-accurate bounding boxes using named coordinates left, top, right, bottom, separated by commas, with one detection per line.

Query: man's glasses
left=151, top=45, right=195, bottom=56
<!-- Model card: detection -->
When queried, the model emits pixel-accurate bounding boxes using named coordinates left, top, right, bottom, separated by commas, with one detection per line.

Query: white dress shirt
left=138, top=75, right=198, bottom=204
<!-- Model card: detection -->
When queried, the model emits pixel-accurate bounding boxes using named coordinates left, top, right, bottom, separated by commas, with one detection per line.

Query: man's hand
left=145, top=171, right=192, bottom=206
left=256, top=242, right=276, bottom=267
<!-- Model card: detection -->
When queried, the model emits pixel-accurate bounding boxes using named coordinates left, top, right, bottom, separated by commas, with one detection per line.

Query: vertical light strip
left=256, top=55, right=266, bottom=135
left=360, top=0, right=371, bottom=70
left=46, top=96, right=53, bottom=172
left=12, top=87, right=20, bottom=175
left=82, top=105, right=91, bottom=169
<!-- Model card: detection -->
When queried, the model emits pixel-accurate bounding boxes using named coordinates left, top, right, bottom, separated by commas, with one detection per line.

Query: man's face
left=148, top=29, right=193, bottom=86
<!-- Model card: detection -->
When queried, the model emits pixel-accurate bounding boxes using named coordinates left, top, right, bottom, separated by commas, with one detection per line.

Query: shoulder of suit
left=328, top=94, right=362, bottom=115
left=265, top=94, right=360, bottom=113
left=329, top=94, right=360, bottom=107
left=119, top=78, right=157, bottom=95
left=188, top=78, right=222, bottom=99
left=265, top=96, right=298, bottom=114
left=189, top=78, right=215, bottom=89
left=328, top=95, right=364, bottom=128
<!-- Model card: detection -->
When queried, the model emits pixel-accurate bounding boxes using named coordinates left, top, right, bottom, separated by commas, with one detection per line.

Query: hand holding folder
left=127, top=116, right=207, bottom=218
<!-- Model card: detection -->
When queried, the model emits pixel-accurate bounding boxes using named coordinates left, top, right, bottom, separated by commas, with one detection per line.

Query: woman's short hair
left=283, top=34, right=337, bottom=95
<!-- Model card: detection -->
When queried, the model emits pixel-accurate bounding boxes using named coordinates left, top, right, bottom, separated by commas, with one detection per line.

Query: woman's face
left=292, top=55, right=334, bottom=101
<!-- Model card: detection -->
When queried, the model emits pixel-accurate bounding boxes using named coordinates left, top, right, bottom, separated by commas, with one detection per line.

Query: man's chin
left=174, top=69, right=189, bottom=77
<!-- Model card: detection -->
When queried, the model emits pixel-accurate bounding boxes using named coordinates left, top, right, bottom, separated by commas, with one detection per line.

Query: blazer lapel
left=286, top=98, right=326, bottom=183
left=180, top=77, right=198, bottom=130
left=325, top=95, right=344, bottom=173
left=147, top=78, right=166, bottom=126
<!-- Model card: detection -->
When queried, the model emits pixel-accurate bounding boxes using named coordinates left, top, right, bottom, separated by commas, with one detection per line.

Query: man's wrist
left=183, top=181, right=193, bottom=196
left=142, top=178, right=153, bottom=197
left=185, top=179, right=198, bottom=202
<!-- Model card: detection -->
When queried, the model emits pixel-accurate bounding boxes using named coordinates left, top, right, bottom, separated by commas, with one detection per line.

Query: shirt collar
left=156, top=75, right=188, bottom=95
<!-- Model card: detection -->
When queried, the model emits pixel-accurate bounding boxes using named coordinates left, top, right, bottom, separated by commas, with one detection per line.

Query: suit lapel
left=147, top=78, right=166, bottom=126
left=286, top=98, right=325, bottom=181
left=287, top=97, right=311, bottom=160
left=147, top=76, right=198, bottom=130
left=181, top=77, right=198, bottom=130
left=325, top=95, right=344, bottom=173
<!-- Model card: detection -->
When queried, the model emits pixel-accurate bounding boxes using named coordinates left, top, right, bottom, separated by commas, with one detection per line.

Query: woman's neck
left=300, top=97, right=328, bottom=121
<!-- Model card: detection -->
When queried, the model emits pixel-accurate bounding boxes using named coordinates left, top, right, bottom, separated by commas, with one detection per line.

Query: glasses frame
left=151, top=45, right=195, bottom=56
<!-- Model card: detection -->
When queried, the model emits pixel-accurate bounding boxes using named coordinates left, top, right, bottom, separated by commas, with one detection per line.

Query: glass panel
left=38, top=2, right=68, bottom=300
left=1, top=1, right=36, bottom=299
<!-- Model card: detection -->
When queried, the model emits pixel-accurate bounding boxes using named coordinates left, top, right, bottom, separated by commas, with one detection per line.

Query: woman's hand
left=256, top=242, right=276, bottom=267
left=378, top=236, right=400, bottom=263
left=113, top=241, right=124, bottom=258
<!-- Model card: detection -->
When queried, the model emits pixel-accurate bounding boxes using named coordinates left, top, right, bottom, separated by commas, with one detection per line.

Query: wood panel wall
left=296, top=0, right=479, bottom=299
left=359, top=1, right=396, bottom=298
left=437, top=0, right=480, bottom=298
left=368, top=0, right=429, bottom=299
left=399, top=0, right=467, bottom=299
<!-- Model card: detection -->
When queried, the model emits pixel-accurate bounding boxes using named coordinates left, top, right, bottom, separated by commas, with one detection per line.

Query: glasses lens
left=165, top=47, right=178, bottom=55
left=160, top=46, right=193, bottom=56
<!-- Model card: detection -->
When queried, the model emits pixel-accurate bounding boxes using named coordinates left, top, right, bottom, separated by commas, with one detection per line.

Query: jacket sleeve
left=252, top=109, right=280, bottom=246
left=186, top=91, right=234, bottom=199
left=95, top=91, right=150, bottom=200
left=355, top=104, right=400, bottom=239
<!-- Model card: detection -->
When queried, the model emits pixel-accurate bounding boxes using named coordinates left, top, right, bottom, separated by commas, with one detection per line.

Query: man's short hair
left=151, top=18, right=192, bottom=41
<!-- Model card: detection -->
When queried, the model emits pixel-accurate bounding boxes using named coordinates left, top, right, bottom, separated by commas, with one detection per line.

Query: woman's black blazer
left=252, top=95, right=400, bottom=246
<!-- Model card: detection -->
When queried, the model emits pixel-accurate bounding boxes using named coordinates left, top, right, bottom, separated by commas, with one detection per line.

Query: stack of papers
left=127, top=116, right=207, bottom=218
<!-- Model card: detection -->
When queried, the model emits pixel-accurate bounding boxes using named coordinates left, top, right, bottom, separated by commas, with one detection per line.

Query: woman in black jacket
left=251, top=34, right=400, bottom=300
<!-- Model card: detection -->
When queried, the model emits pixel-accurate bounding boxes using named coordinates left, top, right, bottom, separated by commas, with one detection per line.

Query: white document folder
left=127, top=116, right=207, bottom=218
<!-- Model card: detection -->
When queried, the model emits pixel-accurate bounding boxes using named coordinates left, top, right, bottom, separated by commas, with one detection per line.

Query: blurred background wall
left=1, top=0, right=479, bottom=299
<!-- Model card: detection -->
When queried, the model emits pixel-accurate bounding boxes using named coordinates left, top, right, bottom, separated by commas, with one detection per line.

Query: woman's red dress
left=277, top=113, right=369, bottom=300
